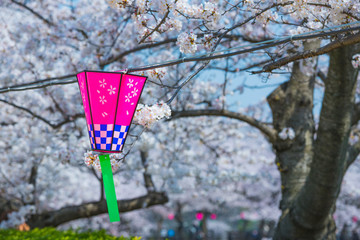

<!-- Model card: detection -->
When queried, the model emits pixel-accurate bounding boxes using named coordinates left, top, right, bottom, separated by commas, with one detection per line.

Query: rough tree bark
left=272, top=42, right=359, bottom=239
left=170, top=41, right=360, bottom=239
left=24, top=151, right=169, bottom=228
left=27, top=192, right=168, bottom=228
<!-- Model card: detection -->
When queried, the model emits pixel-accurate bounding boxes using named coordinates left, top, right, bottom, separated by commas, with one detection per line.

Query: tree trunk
left=272, top=42, right=359, bottom=239
left=175, top=202, right=185, bottom=240
left=268, top=40, right=318, bottom=237
left=201, top=211, right=209, bottom=240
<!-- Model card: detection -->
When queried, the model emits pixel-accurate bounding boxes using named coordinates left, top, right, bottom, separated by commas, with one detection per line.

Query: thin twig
left=1, top=24, right=360, bottom=94
left=252, top=31, right=360, bottom=73
left=11, top=0, right=54, bottom=26
left=0, top=98, right=84, bottom=128
left=138, top=6, right=171, bottom=44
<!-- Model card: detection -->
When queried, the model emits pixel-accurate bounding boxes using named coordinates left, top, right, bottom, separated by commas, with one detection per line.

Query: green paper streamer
left=99, top=154, right=120, bottom=222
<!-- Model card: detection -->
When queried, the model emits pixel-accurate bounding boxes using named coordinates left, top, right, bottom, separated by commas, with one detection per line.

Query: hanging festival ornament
left=77, top=70, right=147, bottom=222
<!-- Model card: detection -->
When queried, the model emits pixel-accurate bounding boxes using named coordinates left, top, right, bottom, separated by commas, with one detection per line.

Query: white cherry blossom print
left=127, top=79, right=134, bottom=88
left=125, top=93, right=132, bottom=102
left=99, top=79, right=107, bottom=88
left=99, top=96, right=107, bottom=104
left=131, top=87, right=138, bottom=97
left=108, top=85, right=116, bottom=95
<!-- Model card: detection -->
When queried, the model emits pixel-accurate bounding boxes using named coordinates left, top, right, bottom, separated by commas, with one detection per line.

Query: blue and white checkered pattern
left=94, top=124, right=113, bottom=150
left=88, top=124, right=96, bottom=149
left=111, top=125, right=129, bottom=151
left=86, top=124, right=128, bottom=151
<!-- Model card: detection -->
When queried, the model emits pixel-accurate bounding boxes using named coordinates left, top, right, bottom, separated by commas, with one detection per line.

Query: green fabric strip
left=99, top=154, right=120, bottom=222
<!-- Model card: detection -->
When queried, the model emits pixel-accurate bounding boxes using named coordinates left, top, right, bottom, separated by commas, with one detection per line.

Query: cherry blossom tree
left=1, top=0, right=360, bottom=239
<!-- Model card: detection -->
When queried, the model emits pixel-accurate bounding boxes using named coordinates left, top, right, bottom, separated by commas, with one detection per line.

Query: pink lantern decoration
left=77, top=71, right=147, bottom=152
left=168, top=213, right=175, bottom=220
left=210, top=213, right=217, bottom=220
left=77, top=71, right=147, bottom=222
left=352, top=216, right=358, bottom=223
left=196, top=212, right=204, bottom=220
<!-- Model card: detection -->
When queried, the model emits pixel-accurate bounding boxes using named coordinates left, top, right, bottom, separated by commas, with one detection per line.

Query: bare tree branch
left=1, top=26, right=359, bottom=94
left=100, top=38, right=177, bottom=68
left=11, top=0, right=54, bottom=26
left=171, top=109, right=277, bottom=144
left=317, top=69, right=327, bottom=83
left=213, top=1, right=293, bottom=48
left=252, top=32, right=360, bottom=73
left=0, top=198, right=22, bottom=223
left=306, top=2, right=360, bottom=21
left=0, top=99, right=84, bottom=129
left=166, top=62, right=210, bottom=104
left=140, top=150, right=156, bottom=192
left=207, top=58, right=275, bottom=72
left=100, top=33, right=265, bottom=68
left=138, top=6, right=171, bottom=44
left=0, top=74, right=77, bottom=94
left=27, top=192, right=168, bottom=228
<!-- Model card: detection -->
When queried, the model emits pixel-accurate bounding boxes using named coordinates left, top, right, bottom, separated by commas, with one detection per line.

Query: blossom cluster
left=175, top=1, right=220, bottom=23
left=148, top=68, right=167, bottom=80
left=107, top=0, right=134, bottom=9
left=84, top=151, right=122, bottom=172
left=278, top=127, right=296, bottom=140
left=133, top=103, right=171, bottom=127
left=352, top=54, right=360, bottom=69
left=176, top=32, right=198, bottom=54
left=244, top=0, right=359, bottom=35
left=201, top=34, right=217, bottom=51
left=108, top=0, right=221, bottom=53
left=159, top=18, right=182, bottom=32
left=2, top=0, right=360, bottom=235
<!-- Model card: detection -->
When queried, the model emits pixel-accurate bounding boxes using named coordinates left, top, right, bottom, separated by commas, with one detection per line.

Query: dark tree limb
left=100, top=38, right=177, bottom=68
left=0, top=99, right=84, bottom=129
left=253, top=32, right=360, bottom=73
left=1, top=26, right=360, bottom=94
left=89, top=167, right=104, bottom=201
left=100, top=33, right=263, bottom=68
left=171, top=109, right=277, bottom=144
left=317, top=70, right=327, bottom=83
left=0, top=198, right=23, bottom=223
left=138, top=8, right=171, bottom=44
left=140, top=151, right=156, bottom=192
left=207, top=58, right=275, bottom=73
left=213, top=1, right=293, bottom=48
left=27, top=192, right=168, bottom=228
left=10, top=0, right=54, bottom=26
left=27, top=164, right=39, bottom=205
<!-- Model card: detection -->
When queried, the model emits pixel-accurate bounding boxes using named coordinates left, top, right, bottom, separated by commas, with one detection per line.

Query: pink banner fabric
left=77, top=71, right=147, bottom=152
